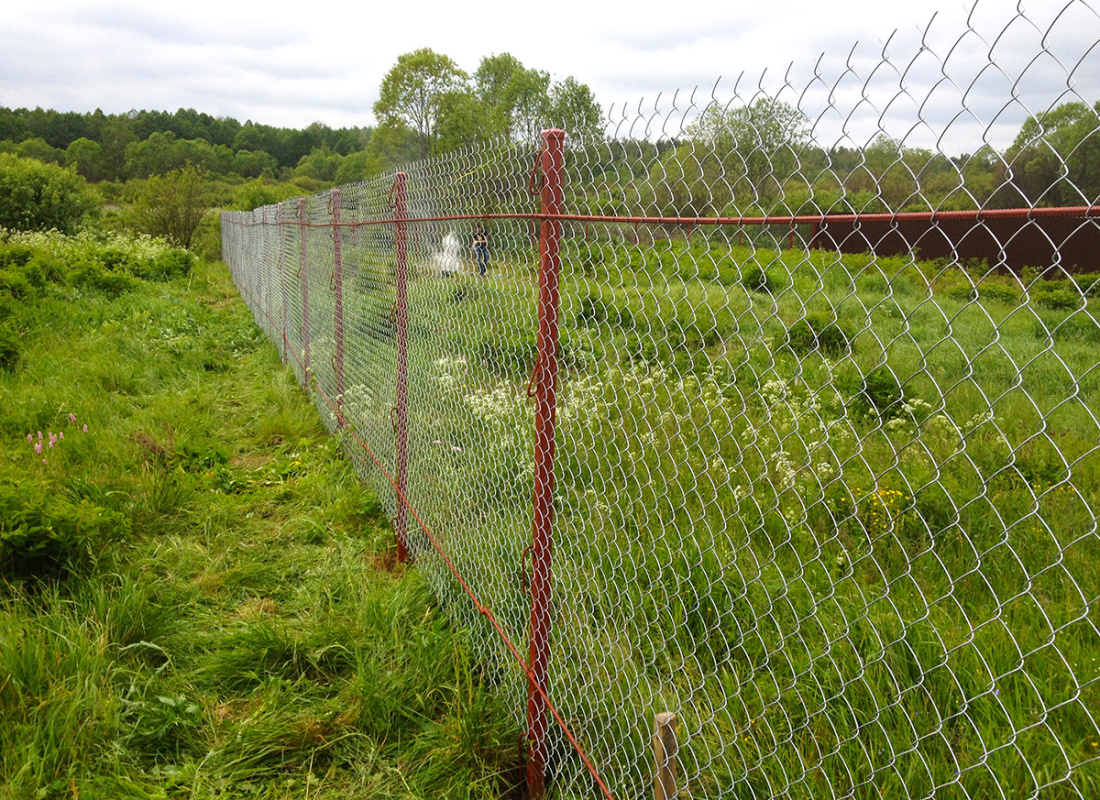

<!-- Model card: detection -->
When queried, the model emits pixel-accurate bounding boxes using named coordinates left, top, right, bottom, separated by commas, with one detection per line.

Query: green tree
left=334, top=150, right=371, bottom=184
left=16, top=137, right=64, bottom=165
left=294, top=146, right=342, bottom=182
left=360, top=121, right=421, bottom=176
left=548, top=76, right=603, bottom=143
left=233, top=149, right=277, bottom=179
left=374, top=49, right=470, bottom=158
left=687, top=97, right=810, bottom=204
left=130, top=166, right=210, bottom=248
left=99, top=117, right=136, bottom=181
left=232, top=178, right=298, bottom=211
left=996, top=100, right=1100, bottom=207
left=0, top=154, right=100, bottom=233
left=642, top=97, right=808, bottom=215
left=65, top=137, right=110, bottom=182
left=474, top=54, right=552, bottom=141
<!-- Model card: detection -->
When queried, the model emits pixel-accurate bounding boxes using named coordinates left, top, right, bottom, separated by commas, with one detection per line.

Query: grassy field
left=0, top=229, right=521, bottom=800
left=278, top=218, right=1100, bottom=799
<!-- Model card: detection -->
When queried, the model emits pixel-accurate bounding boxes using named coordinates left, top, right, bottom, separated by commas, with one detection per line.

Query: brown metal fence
left=223, top=3, right=1100, bottom=797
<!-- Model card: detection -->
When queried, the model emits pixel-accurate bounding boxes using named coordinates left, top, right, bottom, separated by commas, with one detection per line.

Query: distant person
left=472, top=224, right=489, bottom=277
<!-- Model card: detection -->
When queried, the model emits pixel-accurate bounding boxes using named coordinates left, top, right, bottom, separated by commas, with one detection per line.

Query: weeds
left=0, top=232, right=520, bottom=799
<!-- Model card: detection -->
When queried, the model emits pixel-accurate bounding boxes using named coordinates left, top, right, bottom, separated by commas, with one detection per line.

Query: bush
left=943, top=281, right=1021, bottom=305
left=0, top=324, right=19, bottom=371
left=71, top=260, right=135, bottom=297
left=1032, top=287, right=1082, bottom=311
left=0, top=478, right=129, bottom=582
left=854, top=365, right=905, bottom=418
left=1072, top=273, right=1100, bottom=296
left=477, top=336, right=537, bottom=376
left=0, top=153, right=100, bottom=234
left=978, top=283, right=1021, bottom=305
left=130, top=166, right=211, bottom=249
left=136, top=249, right=195, bottom=281
left=0, top=268, right=34, bottom=300
left=782, top=312, right=852, bottom=356
left=575, top=294, right=633, bottom=329
left=741, top=263, right=779, bottom=294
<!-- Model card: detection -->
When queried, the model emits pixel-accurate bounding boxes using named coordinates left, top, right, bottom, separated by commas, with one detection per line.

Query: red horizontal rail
left=225, top=204, right=1100, bottom=230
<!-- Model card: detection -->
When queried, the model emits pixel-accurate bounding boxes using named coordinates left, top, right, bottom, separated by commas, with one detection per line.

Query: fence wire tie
left=389, top=405, right=400, bottom=434
left=527, top=148, right=543, bottom=196
left=387, top=175, right=400, bottom=210
left=520, top=544, right=533, bottom=593
left=526, top=353, right=543, bottom=399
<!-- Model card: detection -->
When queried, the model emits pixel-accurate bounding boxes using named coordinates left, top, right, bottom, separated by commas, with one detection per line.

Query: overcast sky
left=2, top=0, right=1098, bottom=153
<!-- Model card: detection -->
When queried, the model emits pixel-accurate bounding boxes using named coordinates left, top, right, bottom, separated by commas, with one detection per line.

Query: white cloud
left=0, top=0, right=1096, bottom=153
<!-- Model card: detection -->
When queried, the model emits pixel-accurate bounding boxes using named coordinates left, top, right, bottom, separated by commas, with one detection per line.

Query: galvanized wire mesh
left=223, top=2, right=1100, bottom=797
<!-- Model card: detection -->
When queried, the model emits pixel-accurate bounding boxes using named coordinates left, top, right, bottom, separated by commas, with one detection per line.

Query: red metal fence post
left=298, top=197, right=312, bottom=382
left=279, top=203, right=289, bottom=364
left=259, top=207, right=268, bottom=316
left=527, top=128, right=566, bottom=800
left=391, top=172, right=411, bottom=563
left=332, top=188, right=345, bottom=427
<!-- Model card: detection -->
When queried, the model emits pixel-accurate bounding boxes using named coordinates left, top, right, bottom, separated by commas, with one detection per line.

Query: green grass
left=270, top=220, right=1100, bottom=799
left=0, top=229, right=522, bottom=799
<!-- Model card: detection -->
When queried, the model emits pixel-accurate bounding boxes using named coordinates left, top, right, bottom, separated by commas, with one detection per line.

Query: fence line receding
left=223, top=2, right=1100, bottom=797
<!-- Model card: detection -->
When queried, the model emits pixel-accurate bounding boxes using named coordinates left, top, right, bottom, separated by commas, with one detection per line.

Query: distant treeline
left=0, top=105, right=373, bottom=184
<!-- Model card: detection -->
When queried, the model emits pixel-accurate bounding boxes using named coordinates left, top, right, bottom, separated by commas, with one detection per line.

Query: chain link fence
left=223, top=2, right=1100, bottom=797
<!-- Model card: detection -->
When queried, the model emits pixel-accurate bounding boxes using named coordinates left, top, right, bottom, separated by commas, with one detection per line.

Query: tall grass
left=0, top=229, right=521, bottom=799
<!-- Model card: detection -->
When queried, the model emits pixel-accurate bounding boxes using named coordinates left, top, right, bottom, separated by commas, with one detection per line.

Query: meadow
left=0, top=229, right=521, bottom=800
left=300, top=218, right=1100, bottom=799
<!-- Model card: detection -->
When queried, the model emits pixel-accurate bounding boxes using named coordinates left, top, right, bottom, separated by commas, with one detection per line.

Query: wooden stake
left=654, top=712, right=679, bottom=800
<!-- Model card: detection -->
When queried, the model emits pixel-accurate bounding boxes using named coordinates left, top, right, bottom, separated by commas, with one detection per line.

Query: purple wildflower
left=27, top=433, right=33, bottom=443
left=59, top=432, right=64, bottom=441
left=83, top=424, right=88, bottom=434
left=69, top=413, right=77, bottom=423
left=34, top=442, right=41, bottom=454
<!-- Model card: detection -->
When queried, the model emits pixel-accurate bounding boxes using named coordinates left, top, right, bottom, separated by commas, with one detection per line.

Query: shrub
left=944, top=281, right=1022, bottom=305
left=943, top=283, right=977, bottom=303
left=0, top=153, right=100, bottom=234
left=978, top=283, right=1021, bottom=305
left=130, top=166, right=211, bottom=249
left=1032, top=287, right=1082, bottom=312
left=477, top=336, right=537, bottom=376
left=0, top=478, right=129, bottom=582
left=0, top=324, right=19, bottom=371
left=0, top=268, right=33, bottom=300
left=855, top=365, right=905, bottom=417
left=782, top=312, right=852, bottom=356
left=132, top=249, right=195, bottom=281
left=575, top=294, right=633, bottom=329
left=0, top=243, right=34, bottom=268
left=1072, top=273, right=1100, bottom=296
left=741, top=263, right=779, bottom=294
left=71, top=260, right=135, bottom=297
